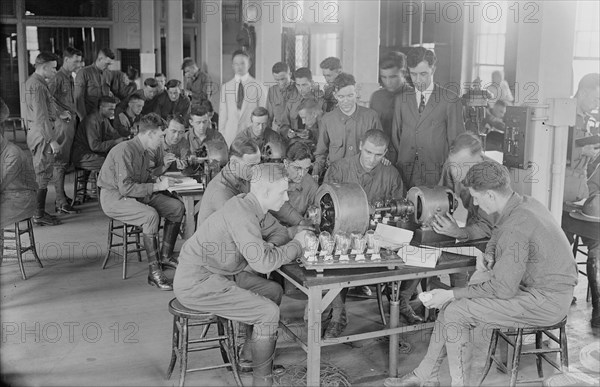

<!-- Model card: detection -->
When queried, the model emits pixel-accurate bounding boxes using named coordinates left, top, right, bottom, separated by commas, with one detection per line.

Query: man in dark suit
left=391, top=47, right=465, bottom=188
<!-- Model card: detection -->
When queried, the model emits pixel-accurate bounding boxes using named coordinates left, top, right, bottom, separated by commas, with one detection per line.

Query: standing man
left=385, top=161, right=577, bottom=387
left=320, top=57, right=342, bottom=112
left=113, top=94, right=145, bottom=137
left=392, top=46, right=465, bottom=188
left=182, top=58, right=216, bottom=107
left=280, top=67, right=325, bottom=135
left=98, top=113, right=185, bottom=289
left=219, top=50, right=266, bottom=146
left=74, top=48, right=116, bottom=119
left=266, top=62, right=295, bottom=132
left=370, top=52, right=407, bottom=165
left=49, top=46, right=83, bottom=214
left=314, top=73, right=383, bottom=178
left=282, top=98, right=322, bottom=151
left=155, top=72, right=167, bottom=94
left=234, top=107, right=283, bottom=151
left=174, top=163, right=308, bottom=387
left=153, top=79, right=191, bottom=122
left=25, top=52, right=70, bottom=226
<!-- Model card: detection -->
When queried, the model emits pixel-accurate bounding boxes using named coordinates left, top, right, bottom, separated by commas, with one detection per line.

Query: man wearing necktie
left=391, top=46, right=465, bottom=188
left=219, top=50, right=266, bottom=146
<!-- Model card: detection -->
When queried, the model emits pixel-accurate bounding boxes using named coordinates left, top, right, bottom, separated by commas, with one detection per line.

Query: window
left=473, top=2, right=508, bottom=85
left=573, top=1, right=600, bottom=94
left=24, top=0, right=109, bottom=18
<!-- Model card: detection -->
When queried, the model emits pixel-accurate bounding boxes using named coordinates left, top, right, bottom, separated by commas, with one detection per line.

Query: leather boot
left=251, top=335, right=278, bottom=387
left=142, top=234, right=173, bottom=291
left=33, top=189, right=61, bottom=226
left=400, top=296, right=424, bottom=325
left=588, top=256, right=600, bottom=328
left=54, top=166, right=80, bottom=214
left=160, top=220, right=181, bottom=269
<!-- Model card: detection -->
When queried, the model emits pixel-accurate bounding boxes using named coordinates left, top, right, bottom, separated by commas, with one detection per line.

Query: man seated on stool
left=321, top=129, right=405, bottom=338
left=150, top=115, right=190, bottom=175
left=98, top=113, right=185, bottom=290
left=71, top=96, right=126, bottom=196
left=384, top=161, right=578, bottom=387
left=174, top=163, right=308, bottom=387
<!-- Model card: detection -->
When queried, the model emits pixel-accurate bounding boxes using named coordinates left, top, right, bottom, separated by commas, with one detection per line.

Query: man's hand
left=431, top=212, right=465, bottom=239
left=293, top=230, right=312, bottom=249
left=163, top=152, right=177, bottom=166
left=288, top=224, right=316, bottom=240
left=297, top=129, right=309, bottom=140
left=59, top=110, right=72, bottom=121
left=49, top=141, right=60, bottom=154
left=175, top=158, right=187, bottom=170
left=483, top=252, right=495, bottom=271
left=582, top=144, right=599, bottom=158
left=287, top=129, right=297, bottom=139
left=153, top=176, right=170, bottom=192
left=421, top=289, right=455, bottom=309
left=381, top=157, right=391, bottom=166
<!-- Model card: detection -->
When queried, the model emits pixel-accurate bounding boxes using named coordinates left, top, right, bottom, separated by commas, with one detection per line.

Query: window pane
left=0, top=0, right=15, bottom=16
left=183, top=0, right=195, bottom=20
left=0, top=24, right=20, bottom=116
left=25, top=0, right=109, bottom=18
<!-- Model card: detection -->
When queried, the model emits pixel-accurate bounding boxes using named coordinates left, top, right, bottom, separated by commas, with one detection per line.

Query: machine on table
left=183, top=140, right=229, bottom=186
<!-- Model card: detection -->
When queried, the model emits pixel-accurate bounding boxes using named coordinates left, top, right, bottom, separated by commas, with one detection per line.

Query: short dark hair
left=332, top=73, right=356, bottom=92
left=232, top=49, right=250, bottom=61
left=230, top=137, right=260, bottom=158
left=98, top=48, right=115, bottom=60
left=361, top=129, right=389, bottom=148
left=251, top=106, right=269, bottom=118
left=154, top=72, right=166, bottom=78
left=494, top=99, right=508, bottom=108
left=98, top=95, right=118, bottom=107
left=380, top=52, right=406, bottom=71
left=35, top=52, right=59, bottom=66
left=449, top=132, right=482, bottom=156
left=181, top=57, right=196, bottom=70
left=199, top=99, right=214, bottom=112
left=320, top=57, right=341, bottom=71
left=166, top=114, right=186, bottom=128
left=294, top=67, right=313, bottom=81
left=63, top=47, right=83, bottom=58
left=126, top=66, right=139, bottom=81
left=272, top=62, right=289, bottom=74
left=128, top=94, right=145, bottom=103
left=190, top=105, right=211, bottom=118
left=286, top=141, right=314, bottom=162
left=138, top=113, right=166, bottom=133
left=143, top=78, right=158, bottom=88
left=406, top=46, right=436, bottom=68
left=165, top=79, right=182, bottom=89
left=575, top=73, right=600, bottom=97
left=462, top=161, right=512, bottom=195
left=298, top=98, right=320, bottom=112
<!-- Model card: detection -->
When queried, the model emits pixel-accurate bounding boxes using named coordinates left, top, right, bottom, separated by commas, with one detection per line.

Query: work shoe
left=55, top=202, right=81, bottom=214
left=147, top=262, right=173, bottom=291
left=160, top=220, right=181, bottom=269
left=400, top=297, right=424, bottom=325
left=384, top=372, right=440, bottom=387
left=33, top=212, right=62, bottom=226
left=323, top=321, right=346, bottom=339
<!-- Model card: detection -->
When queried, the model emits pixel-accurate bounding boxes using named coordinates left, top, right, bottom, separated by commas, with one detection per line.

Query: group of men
left=7, top=42, right=598, bottom=387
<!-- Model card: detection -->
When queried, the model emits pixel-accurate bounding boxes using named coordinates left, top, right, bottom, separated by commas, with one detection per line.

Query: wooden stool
left=101, top=219, right=144, bottom=279
left=572, top=235, right=592, bottom=302
left=478, top=317, right=569, bottom=387
left=167, top=298, right=242, bottom=387
left=72, top=168, right=98, bottom=206
left=1, top=218, right=43, bottom=280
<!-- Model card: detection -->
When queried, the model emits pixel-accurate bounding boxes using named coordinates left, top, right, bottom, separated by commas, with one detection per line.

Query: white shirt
left=415, top=81, right=435, bottom=107
left=234, top=73, right=251, bottom=84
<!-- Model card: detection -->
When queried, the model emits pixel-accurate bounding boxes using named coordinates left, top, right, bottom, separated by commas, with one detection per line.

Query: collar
left=335, top=105, right=359, bottom=120
left=351, top=153, right=379, bottom=176
left=130, top=136, right=145, bottom=154
left=32, top=73, right=48, bottom=85
left=235, top=73, right=250, bottom=83
left=416, top=82, right=435, bottom=98
left=494, top=192, right=522, bottom=226
left=223, top=162, right=249, bottom=193
left=59, top=67, right=73, bottom=78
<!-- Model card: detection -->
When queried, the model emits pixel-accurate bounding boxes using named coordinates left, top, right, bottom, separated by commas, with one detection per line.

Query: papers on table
left=374, top=223, right=414, bottom=250
left=398, top=245, right=442, bottom=268
left=166, top=177, right=203, bottom=192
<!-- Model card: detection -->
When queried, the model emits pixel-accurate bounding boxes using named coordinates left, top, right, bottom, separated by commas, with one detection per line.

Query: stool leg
left=559, top=326, right=569, bottom=371
left=122, top=224, right=129, bottom=280
left=478, top=329, right=498, bottom=386
left=509, top=330, right=524, bottom=387
left=0, top=228, right=4, bottom=265
left=217, top=319, right=232, bottom=368
left=376, top=283, right=387, bottom=326
left=27, top=219, right=43, bottom=268
left=167, top=315, right=179, bottom=379
left=179, top=317, right=189, bottom=387
left=15, top=222, right=27, bottom=280
left=101, top=220, right=113, bottom=269
left=535, top=331, right=543, bottom=378
left=135, top=230, right=142, bottom=262
left=225, top=319, right=243, bottom=387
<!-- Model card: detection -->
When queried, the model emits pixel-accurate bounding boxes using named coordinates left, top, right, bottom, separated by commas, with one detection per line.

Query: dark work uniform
left=71, top=111, right=123, bottom=171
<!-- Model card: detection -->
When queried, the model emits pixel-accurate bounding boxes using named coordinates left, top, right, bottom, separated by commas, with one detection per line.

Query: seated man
left=272, top=141, right=319, bottom=226
left=154, top=79, right=191, bottom=122
left=384, top=161, right=578, bottom=387
left=150, top=115, right=190, bottom=175
left=117, top=77, right=159, bottom=115
left=196, top=137, right=261, bottom=227
left=314, top=73, right=383, bottom=178
left=321, top=129, right=404, bottom=338
left=0, top=132, right=38, bottom=229
left=71, top=96, right=125, bottom=172
left=282, top=98, right=322, bottom=151
left=113, top=94, right=144, bottom=137
left=98, top=113, right=185, bottom=290
left=187, top=105, right=226, bottom=154
left=279, top=67, right=325, bottom=135
left=174, top=163, right=308, bottom=387
left=234, top=107, right=283, bottom=152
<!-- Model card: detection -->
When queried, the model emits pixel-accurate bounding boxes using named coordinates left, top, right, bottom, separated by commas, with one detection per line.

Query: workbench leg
left=306, top=287, right=322, bottom=387
left=389, top=299, right=400, bottom=377
left=183, top=197, right=194, bottom=239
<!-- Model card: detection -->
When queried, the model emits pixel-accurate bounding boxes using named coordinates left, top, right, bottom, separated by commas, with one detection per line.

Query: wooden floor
left=1, top=132, right=599, bottom=386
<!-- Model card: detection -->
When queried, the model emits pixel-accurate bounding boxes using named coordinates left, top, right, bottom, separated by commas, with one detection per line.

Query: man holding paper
left=384, top=161, right=577, bottom=387
left=98, top=113, right=185, bottom=290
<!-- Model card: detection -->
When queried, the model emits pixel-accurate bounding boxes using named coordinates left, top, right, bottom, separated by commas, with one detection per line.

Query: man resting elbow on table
left=384, top=161, right=577, bottom=387
left=174, top=163, right=309, bottom=387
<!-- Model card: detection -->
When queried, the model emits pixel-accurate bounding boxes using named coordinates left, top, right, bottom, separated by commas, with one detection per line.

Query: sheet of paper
left=374, top=223, right=414, bottom=249
left=398, top=245, right=442, bottom=268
